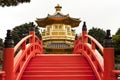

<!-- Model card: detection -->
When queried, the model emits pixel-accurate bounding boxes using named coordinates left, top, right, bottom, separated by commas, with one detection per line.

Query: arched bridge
left=0, top=22, right=120, bottom=80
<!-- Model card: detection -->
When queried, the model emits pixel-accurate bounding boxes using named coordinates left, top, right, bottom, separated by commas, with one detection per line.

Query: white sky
left=0, top=0, right=120, bottom=39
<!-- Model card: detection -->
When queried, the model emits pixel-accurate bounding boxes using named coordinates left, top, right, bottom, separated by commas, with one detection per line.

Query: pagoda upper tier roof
left=36, top=4, right=81, bottom=28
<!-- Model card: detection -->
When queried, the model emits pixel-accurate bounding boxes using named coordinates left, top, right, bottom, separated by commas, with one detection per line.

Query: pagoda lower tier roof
left=36, top=13, right=81, bottom=28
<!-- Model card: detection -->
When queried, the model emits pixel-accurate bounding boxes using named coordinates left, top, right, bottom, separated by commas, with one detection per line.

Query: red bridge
left=0, top=23, right=120, bottom=80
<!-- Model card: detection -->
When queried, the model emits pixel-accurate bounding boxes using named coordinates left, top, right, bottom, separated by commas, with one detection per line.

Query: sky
left=0, top=0, right=120, bottom=39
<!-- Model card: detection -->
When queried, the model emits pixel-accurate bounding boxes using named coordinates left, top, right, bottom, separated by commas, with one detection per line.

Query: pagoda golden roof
left=36, top=4, right=81, bottom=28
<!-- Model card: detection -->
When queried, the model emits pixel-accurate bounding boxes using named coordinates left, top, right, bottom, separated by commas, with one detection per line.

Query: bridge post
left=74, top=34, right=78, bottom=45
left=29, top=26, right=35, bottom=43
left=3, top=30, right=14, bottom=80
left=103, top=30, right=116, bottom=80
left=82, top=22, right=88, bottom=43
left=82, top=22, right=88, bottom=54
left=73, top=34, right=78, bottom=54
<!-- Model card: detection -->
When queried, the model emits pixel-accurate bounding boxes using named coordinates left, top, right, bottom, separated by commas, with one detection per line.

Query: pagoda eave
left=36, top=17, right=81, bottom=28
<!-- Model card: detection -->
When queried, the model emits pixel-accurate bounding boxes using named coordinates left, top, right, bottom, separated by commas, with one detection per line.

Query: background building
left=36, top=4, right=81, bottom=53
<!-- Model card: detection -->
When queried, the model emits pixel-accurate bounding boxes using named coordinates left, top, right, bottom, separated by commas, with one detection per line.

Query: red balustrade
left=74, top=22, right=120, bottom=80
left=0, top=29, right=43, bottom=80
left=74, top=30, right=104, bottom=80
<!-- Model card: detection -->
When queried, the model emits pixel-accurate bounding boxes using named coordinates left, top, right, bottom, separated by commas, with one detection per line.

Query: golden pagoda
left=36, top=4, right=81, bottom=53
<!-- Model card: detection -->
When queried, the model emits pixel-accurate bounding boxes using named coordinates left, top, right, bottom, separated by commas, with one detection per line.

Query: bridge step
left=25, top=66, right=92, bottom=71
left=21, top=54, right=96, bottom=80
left=29, top=54, right=87, bottom=64
left=21, top=75, right=96, bottom=80
left=27, top=63, right=89, bottom=67
left=23, top=70, right=94, bottom=75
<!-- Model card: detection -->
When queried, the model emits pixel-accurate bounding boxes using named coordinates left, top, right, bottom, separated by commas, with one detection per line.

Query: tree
left=112, top=28, right=120, bottom=56
left=0, top=38, right=3, bottom=62
left=12, top=22, right=41, bottom=45
left=88, top=27, right=106, bottom=45
left=0, top=38, right=3, bottom=50
left=116, top=28, right=120, bottom=35
left=0, top=0, right=30, bottom=7
left=112, top=28, right=120, bottom=63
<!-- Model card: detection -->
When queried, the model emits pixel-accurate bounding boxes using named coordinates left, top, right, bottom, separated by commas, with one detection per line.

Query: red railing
left=74, top=22, right=120, bottom=80
left=74, top=34, right=104, bottom=80
left=0, top=29, right=43, bottom=80
left=14, top=36, right=43, bottom=80
left=112, top=70, right=120, bottom=79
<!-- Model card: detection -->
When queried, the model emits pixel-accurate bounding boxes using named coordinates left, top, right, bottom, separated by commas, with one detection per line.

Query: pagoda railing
left=42, top=35, right=75, bottom=41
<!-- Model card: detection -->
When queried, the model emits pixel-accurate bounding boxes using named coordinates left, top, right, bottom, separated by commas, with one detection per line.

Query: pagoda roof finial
left=55, top=4, right=62, bottom=12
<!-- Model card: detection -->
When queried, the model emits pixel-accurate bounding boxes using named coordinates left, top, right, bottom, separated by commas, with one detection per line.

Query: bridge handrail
left=2, top=29, right=43, bottom=80
left=35, top=35, right=43, bottom=46
left=85, top=35, right=104, bottom=53
left=14, top=34, right=34, bottom=70
left=74, top=22, right=120, bottom=80
left=13, top=33, right=43, bottom=80
left=14, top=35, right=32, bottom=54
left=112, top=70, right=120, bottom=75
left=74, top=22, right=106, bottom=80
left=74, top=34, right=104, bottom=80
left=84, top=43, right=104, bottom=80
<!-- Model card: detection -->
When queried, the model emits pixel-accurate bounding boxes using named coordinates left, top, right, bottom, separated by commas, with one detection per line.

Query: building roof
left=36, top=4, right=81, bottom=28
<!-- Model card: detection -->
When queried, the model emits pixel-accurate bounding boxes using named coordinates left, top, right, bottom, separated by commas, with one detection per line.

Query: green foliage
left=112, top=28, right=120, bottom=63
left=112, top=28, right=120, bottom=56
left=0, top=51, right=2, bottom=63
left=113, top=35, right=120, bottom=55
left=116, top=28, right=120, bottom=35
left=0, top=0, right=30, bottom=7
left=88, top=27, right=106, bottom=45
left=12, top=22, right=41, bottom=45
left=0, top=38, right=3, bottom=50
left=0, top=38, right=3, bottom=63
